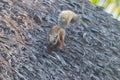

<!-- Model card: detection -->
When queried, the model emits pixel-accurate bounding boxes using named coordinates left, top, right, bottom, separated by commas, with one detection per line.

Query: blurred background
left=90, top=0, right=120, bottom=21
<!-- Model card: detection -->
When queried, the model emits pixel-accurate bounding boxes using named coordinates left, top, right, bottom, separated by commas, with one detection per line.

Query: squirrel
left=58, top=10, right=82, bottom=29
left=46, top=25, right=65, bottom=52
left=46, top=10, right=81, bottom=52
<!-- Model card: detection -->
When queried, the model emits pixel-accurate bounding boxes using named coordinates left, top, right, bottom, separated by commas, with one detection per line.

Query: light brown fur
left=46, top=26, right=65, bottom=52
left=58, top=10, right=81, bottom=29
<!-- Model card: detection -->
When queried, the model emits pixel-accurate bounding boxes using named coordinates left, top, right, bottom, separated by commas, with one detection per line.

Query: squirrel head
left=49, top=34, right=58, bottom=45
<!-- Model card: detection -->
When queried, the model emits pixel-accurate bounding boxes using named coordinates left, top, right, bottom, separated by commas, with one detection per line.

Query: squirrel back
left=58, top=10, right=81, bottom=29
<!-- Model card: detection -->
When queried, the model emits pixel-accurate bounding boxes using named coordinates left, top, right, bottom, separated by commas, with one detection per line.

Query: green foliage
left=89, top=0, right=120, bottom=20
